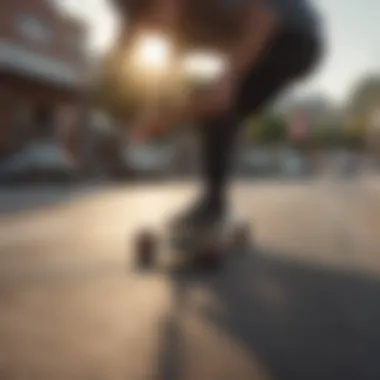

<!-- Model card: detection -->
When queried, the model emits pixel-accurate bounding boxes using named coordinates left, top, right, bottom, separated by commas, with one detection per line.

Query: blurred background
left=1, top=1, right=380, bottom=380
left=0, top=0, right=379, bottom=184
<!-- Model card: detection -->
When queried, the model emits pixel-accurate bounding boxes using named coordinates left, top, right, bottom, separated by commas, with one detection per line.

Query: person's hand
left=130, top=73, right=239, bottom=141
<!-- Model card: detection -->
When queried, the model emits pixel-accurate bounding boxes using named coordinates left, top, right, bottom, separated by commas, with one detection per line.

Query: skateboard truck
left=133, top=214, right=252, bottom=271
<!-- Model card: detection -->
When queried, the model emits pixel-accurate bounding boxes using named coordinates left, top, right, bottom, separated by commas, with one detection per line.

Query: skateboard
left=134, top=212, right=252, bottom=270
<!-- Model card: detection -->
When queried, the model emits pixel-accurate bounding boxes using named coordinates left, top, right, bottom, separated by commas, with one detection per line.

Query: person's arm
left=229, top=0, right=281, bottom=78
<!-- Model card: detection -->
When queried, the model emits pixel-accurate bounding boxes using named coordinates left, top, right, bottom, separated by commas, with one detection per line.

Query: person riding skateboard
left=113, top=0, right=324, bottom=227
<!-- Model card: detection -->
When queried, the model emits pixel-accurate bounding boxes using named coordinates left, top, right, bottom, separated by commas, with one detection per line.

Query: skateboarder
left=115, top=0, right=324, bottom=227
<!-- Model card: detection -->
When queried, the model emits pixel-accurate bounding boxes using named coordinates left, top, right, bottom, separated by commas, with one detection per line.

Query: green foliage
left=262, top=114, right=287, bottom=143
left=243, top=115, right=262, bottom=141
left=344, top=115, right=367, bottom=150
left=310, top=116, right=366, bottom=151
left=313, top=126, right=344, bottom=148
left=243, top=113, right=287, bottom=145
left=348, top=75, right=380, bottom=115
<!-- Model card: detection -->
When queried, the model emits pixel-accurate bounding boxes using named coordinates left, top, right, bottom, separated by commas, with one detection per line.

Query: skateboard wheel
left=135, top=230, right=157, bottom=269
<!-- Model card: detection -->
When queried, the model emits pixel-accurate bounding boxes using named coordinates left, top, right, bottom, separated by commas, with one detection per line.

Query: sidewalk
left=0, top=182, right=107, bottom=216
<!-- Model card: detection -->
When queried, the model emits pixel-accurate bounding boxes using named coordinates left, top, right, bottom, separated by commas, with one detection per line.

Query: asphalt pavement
left=0, top=176, right=380, bottom=380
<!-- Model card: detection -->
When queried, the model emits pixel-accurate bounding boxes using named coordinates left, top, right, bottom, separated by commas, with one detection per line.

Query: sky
left=56, top=0, right=380, bottom=104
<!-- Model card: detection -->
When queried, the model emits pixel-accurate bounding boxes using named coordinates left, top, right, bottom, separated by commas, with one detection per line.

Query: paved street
left=0, top=176, right=380, bottom=380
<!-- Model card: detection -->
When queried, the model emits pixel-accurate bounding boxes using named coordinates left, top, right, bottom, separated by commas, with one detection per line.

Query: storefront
left=0, top=43, right=85, bottom=158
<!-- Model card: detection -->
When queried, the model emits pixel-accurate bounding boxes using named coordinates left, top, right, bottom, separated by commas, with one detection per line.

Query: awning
left=0, top=40, right=87, bottom=89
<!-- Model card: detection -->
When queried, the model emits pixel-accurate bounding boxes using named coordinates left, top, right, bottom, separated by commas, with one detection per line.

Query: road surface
left=0, top=177, right=380, bottom=380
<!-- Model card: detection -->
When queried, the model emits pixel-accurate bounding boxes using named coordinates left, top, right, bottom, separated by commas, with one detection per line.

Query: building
left=0, top=0, right=88, bottom=158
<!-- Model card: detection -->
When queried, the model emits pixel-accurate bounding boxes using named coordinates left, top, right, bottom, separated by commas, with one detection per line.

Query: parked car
left=238, top=150, right=277, bottom=177
left=124, top=144, right=174, bottom=179
left=279, top=150, right=310, bottom=177
left=0, top=142, right=78, bottom=184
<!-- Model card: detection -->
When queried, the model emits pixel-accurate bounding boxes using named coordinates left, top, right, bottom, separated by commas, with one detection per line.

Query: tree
left=260, top=114, right=287, bottom=144
left=348, top=74, right=380, bottom=115
left=343, top=115, right=366, bottom=150
left=243, top=113, right=287, bottom=145
left=312, top=124, right=344, bottom=149
left=242, top=115, right=262, bottom=143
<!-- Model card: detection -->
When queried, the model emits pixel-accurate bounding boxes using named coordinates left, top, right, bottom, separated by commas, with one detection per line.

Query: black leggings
left=199, top=30, right=322, bottom=199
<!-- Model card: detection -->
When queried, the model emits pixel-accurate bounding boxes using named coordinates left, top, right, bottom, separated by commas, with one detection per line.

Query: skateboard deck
left=134, top=211, right=252, bottom=269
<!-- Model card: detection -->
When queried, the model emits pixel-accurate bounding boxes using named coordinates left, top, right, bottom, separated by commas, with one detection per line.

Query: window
left=10, top=104, right=33, bottom=147
left=16, top=14, right=53, bottom=44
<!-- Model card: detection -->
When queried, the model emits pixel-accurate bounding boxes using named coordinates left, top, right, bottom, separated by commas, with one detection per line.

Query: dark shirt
left=115, top=0, right=322, bottom=48
left=268, top=0, right=321, bottom=34
left=181, top=0, right=322, bottom=49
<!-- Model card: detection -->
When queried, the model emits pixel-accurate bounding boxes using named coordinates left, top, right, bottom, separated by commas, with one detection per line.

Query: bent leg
left=180, top=30, right=322, bottom=225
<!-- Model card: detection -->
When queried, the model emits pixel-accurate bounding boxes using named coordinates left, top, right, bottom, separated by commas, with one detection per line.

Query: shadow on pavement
left=158, top=249, right=380, bottom=380
left=0, top=184, right=103, bottom=216
left=157, top=276, right=190, bottom=380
